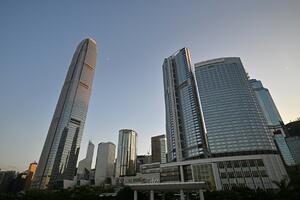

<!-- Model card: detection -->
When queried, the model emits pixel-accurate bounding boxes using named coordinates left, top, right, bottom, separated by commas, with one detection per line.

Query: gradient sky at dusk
left=0, top=0, right=299, bottom=171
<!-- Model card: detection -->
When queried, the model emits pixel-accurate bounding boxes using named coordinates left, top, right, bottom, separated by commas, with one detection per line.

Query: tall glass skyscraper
left=115, top=129, right=137, bottom=177
left=250, top=79, right=295, bottom=166
left=249, top=79, right=282, bottom=127
left=163, top=48, right=209, bottom=162
left=194, top=57, right=276, bottom=157
left=32, top=38, right=97, bottom=189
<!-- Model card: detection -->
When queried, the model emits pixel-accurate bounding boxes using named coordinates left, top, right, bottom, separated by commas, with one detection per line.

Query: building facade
left=136, top=155, right=151, bottom=173
left=249, top=79, right=295, bottom=166
left=249, top=79, right=283, bottom=127
left=194, top=57, right=277, bottom=157
left=286, top=137, right=300, bottom=165
left=151, top=135, right=167, bottom=163
left=273, top=131, right=296, bottom=166
left=24, top=161, right=37, bottom=190
left=115, top=129, right=137, bottom=177
left=32, top=38, right=97, bottom=189
left=0, top=171, right=16, bottom=193
left=114, top=154, right=287, bottom=192
left=77, top=141, right=95, bottom=180
left=159, top=154, right=287, bottom=191
left=162, top=48, right=209, bottom=162
left=95, top=142, right=116, bottom=185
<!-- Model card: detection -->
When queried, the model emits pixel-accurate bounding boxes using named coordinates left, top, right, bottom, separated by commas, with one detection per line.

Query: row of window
left=218, top=159, right=264, bottom=168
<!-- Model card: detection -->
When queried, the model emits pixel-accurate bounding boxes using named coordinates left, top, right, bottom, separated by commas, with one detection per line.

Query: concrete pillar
left=150, top=190, right=154, bottom=200
left=180, top=189, right=185, bottom=200
left=180, top=165, right=184, bottom=182
left=134, top=190, right=138, bottom=200
left=199, top=190, right=204, bottom=200
left=186, top=191, right=189, bottom=200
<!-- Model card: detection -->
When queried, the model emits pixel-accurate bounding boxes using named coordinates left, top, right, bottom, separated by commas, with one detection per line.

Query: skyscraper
left=250, top=79, right=295, bottom=166
left=94, top=142, right=116, bottom=185
left=151, top=134, right=167, bottom=163
left=115, top=129, right=137, bottom=177
left=162, top=48, right=209, bottom=162
left=32, top=38, right=97, bottom=189
left=194, top=57, right=276, bottom=156
left=249, top=79, right=283, bottom=127
left=77, top=141, right=95, bottom=180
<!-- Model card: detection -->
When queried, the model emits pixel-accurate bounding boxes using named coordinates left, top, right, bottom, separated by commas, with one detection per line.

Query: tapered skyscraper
left=32, top=38, right=97, bottom=189
left=163, top=48, right=209, bottom=162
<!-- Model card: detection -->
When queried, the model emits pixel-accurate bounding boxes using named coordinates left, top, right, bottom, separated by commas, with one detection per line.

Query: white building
left=95, top=142, right=116, bottom=185
left=119, top=154, right=287, bottom=191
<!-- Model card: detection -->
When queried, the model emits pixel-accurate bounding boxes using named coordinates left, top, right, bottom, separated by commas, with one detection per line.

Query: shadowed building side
left=151, top=134, right=167, bottom=163
left=77, top=141, right=95, bottom=180
left=32, top=38, right=97, bottom=189
left=94, top=142, right=116, bottom=185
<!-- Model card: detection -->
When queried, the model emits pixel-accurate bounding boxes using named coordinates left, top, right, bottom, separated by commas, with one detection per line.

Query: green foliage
left=205, top=187, right=273, bottom=200
left=116, top=187, right=133, bottom=200
left=0, top=193, right=16, bottom=200
left=1, top=178, right=300, bottom=200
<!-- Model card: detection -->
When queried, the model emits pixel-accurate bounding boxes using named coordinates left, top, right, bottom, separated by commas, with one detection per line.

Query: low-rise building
left=117, top=154, right=287, bottom=191
left=136, top=155, right=151, bottom=173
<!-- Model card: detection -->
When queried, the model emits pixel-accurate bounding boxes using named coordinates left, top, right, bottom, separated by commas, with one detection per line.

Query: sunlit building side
left=32, top=38, right=97, bottom=189
left=115, top=129, right=137, bottom=177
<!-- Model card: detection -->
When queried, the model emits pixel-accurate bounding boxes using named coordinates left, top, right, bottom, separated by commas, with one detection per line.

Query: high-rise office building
left=151, top=134, right=167, bottom=163
left=249, top=79, right=283, bottom=127
left=162, top=48, right=209, bottom=162
left=95, top=142, right=116, bottom=185
left=32, top=38, right=97, bottom=189
left=115, top=129, right=137, bottom=177
left=77, top=141, right=95, bottom=180
left=194, top=57, right=276, bottom=156
left=249, top=79, right=295, bottom=165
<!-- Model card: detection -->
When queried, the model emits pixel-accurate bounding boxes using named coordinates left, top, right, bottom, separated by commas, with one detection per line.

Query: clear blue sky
left=0, top=0, right=299, bottom=171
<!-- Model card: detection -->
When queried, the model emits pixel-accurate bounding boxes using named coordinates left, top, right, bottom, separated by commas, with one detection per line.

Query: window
left=257, top=159, right=264, bottom=167
left=218, top=162, right=224, bottom=169
left=249, top=160, right=256, bottom=167
left=221, top=173, right=227, bottom=178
